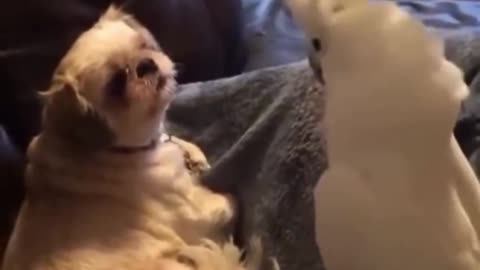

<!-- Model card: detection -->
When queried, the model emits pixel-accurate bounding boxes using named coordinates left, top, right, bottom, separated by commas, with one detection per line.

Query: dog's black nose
left=136, top=58, right=158, bottom=78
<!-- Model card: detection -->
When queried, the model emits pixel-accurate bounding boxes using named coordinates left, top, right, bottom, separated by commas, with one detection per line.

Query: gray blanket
left=168, top=61, right=324, bottom=270
left=166, top=11, right=480, bottom=270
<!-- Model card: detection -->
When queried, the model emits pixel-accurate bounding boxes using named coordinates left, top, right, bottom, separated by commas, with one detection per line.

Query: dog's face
left=42, top=6, right=176, bottom=150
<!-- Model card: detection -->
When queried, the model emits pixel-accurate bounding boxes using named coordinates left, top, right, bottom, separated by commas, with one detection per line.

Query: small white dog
left=287, top=0, right=480, bottom=270
left=2, top=6, right=262, bottom=270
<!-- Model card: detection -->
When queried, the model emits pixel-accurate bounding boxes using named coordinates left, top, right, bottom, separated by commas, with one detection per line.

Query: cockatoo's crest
left=285, top=0, right=367, bottom=53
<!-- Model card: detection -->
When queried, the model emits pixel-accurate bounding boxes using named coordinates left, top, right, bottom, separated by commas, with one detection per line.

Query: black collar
left=108, top=134, right=170, bottom=154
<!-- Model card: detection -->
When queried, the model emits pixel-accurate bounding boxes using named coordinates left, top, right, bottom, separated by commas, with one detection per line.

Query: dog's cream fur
left=287, top=0, right=480, bottom=270
left=2, top=6, right=261, bottom=270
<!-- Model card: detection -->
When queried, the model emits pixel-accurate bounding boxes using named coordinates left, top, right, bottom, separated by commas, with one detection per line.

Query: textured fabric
left=398, top=0, right=480, bottom=32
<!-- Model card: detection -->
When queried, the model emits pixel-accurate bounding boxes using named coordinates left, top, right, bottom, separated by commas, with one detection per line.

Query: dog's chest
left=124, top=142, right=228, bottom=243
left=140, top=142, right=197, bottom=190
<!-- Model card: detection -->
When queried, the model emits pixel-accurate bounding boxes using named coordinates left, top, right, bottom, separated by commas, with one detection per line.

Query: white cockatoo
left=285, top=0, right=480, bottom=270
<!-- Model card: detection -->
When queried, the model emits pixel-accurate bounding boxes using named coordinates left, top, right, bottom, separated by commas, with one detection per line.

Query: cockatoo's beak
left=308, top=51, right=325, bottom=84
left=285, top=0, right=326, bottom=84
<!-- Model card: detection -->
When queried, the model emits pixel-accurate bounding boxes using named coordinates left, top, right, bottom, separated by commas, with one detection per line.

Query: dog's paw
left=169, top=136, right=211, bottom=176
left=219, top=194, right=237, bottom=223
left=170, top=137, right=209, bottom=164
left=202, top=193, right=237, bottom=241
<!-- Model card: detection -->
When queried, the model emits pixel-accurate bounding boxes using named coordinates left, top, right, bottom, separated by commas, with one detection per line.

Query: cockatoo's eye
left=311, top=38, right=322, bottom=52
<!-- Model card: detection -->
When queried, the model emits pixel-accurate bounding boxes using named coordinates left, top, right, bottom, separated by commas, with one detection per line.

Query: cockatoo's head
left=285, top=0, right=367, bottom=84
left=286, top=0, right=468, bottom=143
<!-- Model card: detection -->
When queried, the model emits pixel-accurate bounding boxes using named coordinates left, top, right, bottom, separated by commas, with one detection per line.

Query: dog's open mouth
left=105, top=55, right=172, bottom=100
left=135, top=75, right=168, bottom=95
left=106, top=73, right=169, bottom=102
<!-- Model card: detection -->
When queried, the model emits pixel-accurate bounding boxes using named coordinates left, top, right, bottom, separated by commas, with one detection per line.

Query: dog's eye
left=140, top=41, right=158, bottom=51
left=140, top=41, right=149, bottom=49
left=176, top=254, right=197, bottom=269
left=311, top=38, right=322, bottom=52
left=106, top=69, right=128, bottom=97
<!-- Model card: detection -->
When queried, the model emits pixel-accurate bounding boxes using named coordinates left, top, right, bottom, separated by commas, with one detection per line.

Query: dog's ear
left=98, top=4, right=149, bottom=34
left=98, top=4, right=143, bottom=28
left=100, top=4, right=127, bottom=21
left=41, top=83, right=114, bottom=151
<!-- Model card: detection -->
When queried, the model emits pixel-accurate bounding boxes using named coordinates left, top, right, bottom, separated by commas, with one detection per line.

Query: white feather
left=288, top=0, right=480, bottom=270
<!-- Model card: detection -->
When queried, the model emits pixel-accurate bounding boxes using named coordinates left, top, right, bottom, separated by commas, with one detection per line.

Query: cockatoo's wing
left=313, top=166, right=375, bottom=270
